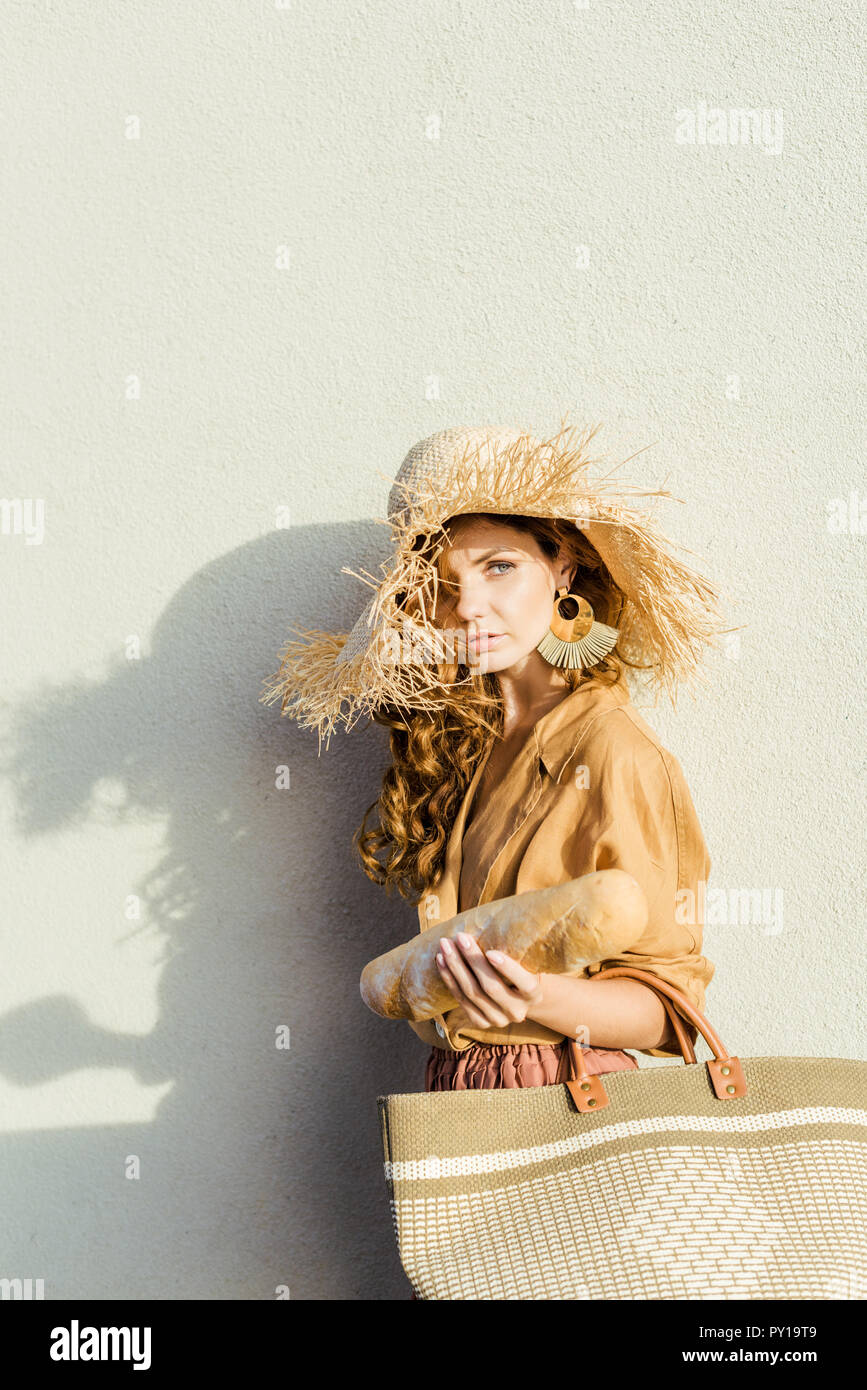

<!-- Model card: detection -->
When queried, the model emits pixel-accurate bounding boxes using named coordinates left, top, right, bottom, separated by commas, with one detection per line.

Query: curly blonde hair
left=354, top=513, right=639, bottom=904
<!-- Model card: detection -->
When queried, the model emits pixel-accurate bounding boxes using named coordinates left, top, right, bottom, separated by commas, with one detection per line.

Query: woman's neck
left=493, top=657, right=574, bottom=738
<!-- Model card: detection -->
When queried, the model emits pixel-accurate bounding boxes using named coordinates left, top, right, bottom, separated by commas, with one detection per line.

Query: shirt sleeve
left=560, top=712, right=714, bottom=1059
left=406, top=1016, right=446, bottom=1047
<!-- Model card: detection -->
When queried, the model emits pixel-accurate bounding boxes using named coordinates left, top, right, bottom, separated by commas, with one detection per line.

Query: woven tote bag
left=377, top=966, right=867, bottom=1300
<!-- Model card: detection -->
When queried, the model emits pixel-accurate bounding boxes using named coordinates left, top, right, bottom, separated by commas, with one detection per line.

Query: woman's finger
left=436, top=960, right=493, bottom=1028
left=437, top=952, right=509, bottom=1028
left=483, top=947, right=542, bottom=999
left=438, top=938, right=488, bottom=1003
left=445, top=933, right=524, bottom=1007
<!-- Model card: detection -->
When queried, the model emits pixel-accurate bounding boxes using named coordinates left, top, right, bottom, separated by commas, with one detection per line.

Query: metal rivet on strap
left=721, top=1065, right=730, bottom=1075
left=726, top=1084, right=736, bottom=1094
left=587, top=1098, right=597, bottom=1106
left=580, top=1081, right=590, bottom=1091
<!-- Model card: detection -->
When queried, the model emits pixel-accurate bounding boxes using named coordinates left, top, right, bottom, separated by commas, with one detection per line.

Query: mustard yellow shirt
left=407, top=678, right=714, bottom=1060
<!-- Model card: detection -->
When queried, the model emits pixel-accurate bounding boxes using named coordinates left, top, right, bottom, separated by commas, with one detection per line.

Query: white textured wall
left=1, top=2, right=862, bottom=1301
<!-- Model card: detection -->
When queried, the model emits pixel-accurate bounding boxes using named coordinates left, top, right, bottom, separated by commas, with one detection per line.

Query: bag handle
left=654, top=991, right=697, bottom=1063
left=562, top=965, right=746, bottom=1113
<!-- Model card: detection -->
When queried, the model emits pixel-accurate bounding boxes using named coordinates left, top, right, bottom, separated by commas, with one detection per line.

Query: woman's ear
left=555, top=553, right=575, bottom=590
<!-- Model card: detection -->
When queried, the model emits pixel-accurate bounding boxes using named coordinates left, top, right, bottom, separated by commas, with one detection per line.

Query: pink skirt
left=424, top=1038, right=639, bottom=1091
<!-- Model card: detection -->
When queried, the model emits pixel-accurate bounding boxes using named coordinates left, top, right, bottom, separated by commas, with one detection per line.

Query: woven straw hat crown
left=386, top=425, right=529, bottom=523
left=261, top=420, right=730, bottom=747
left=336, top=425, right=532, bottom=667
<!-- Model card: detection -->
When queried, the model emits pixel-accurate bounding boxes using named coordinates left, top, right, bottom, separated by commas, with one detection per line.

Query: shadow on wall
left=0, top=520, right=422, bottom=1300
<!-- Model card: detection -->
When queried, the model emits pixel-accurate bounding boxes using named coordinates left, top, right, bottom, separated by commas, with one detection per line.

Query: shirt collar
left=533, top=679, right=629, bottom=783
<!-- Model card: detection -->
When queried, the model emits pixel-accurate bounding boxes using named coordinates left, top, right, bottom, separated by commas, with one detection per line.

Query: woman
left=261, top=422, right=729, bottom=1294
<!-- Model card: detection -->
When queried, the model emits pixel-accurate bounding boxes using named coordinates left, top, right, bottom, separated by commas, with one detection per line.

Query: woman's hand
left=436, top=931, right=545, bottom=1030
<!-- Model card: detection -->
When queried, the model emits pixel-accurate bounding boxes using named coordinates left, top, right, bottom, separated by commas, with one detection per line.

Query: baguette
left=359, top=868, right=648, bottom=1022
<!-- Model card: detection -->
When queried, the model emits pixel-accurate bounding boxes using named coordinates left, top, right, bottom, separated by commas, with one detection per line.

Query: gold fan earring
left=535, top=587, right=620, bottom=670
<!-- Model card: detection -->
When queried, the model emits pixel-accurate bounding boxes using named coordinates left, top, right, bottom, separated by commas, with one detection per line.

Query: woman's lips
left=469, top=632, right=505, bottom=649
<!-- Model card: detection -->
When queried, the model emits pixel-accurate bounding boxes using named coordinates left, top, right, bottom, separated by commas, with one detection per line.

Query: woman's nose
left=453, top=587, right=488, bottom=625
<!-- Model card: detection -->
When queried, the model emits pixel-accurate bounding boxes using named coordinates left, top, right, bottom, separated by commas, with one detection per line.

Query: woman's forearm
left=527, top=974, right=672, bottom=1051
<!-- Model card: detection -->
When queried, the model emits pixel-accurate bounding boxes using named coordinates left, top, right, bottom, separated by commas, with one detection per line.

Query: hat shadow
left=0, top=521, right=422, bottom=1300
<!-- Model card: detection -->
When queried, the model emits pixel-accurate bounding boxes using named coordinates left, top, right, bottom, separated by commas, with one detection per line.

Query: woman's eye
left=487, top=561, right=514, bottom=575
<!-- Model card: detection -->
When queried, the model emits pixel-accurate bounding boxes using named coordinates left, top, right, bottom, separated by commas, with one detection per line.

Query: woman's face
left=432, top=518, right=574, bottom=672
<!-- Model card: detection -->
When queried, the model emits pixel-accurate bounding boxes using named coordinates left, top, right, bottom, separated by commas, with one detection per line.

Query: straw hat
left=260, top=418, right=730, bottom=750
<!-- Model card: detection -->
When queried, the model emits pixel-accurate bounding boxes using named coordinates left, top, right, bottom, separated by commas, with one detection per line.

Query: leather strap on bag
left=562, top=965, right=746, bottom=1113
